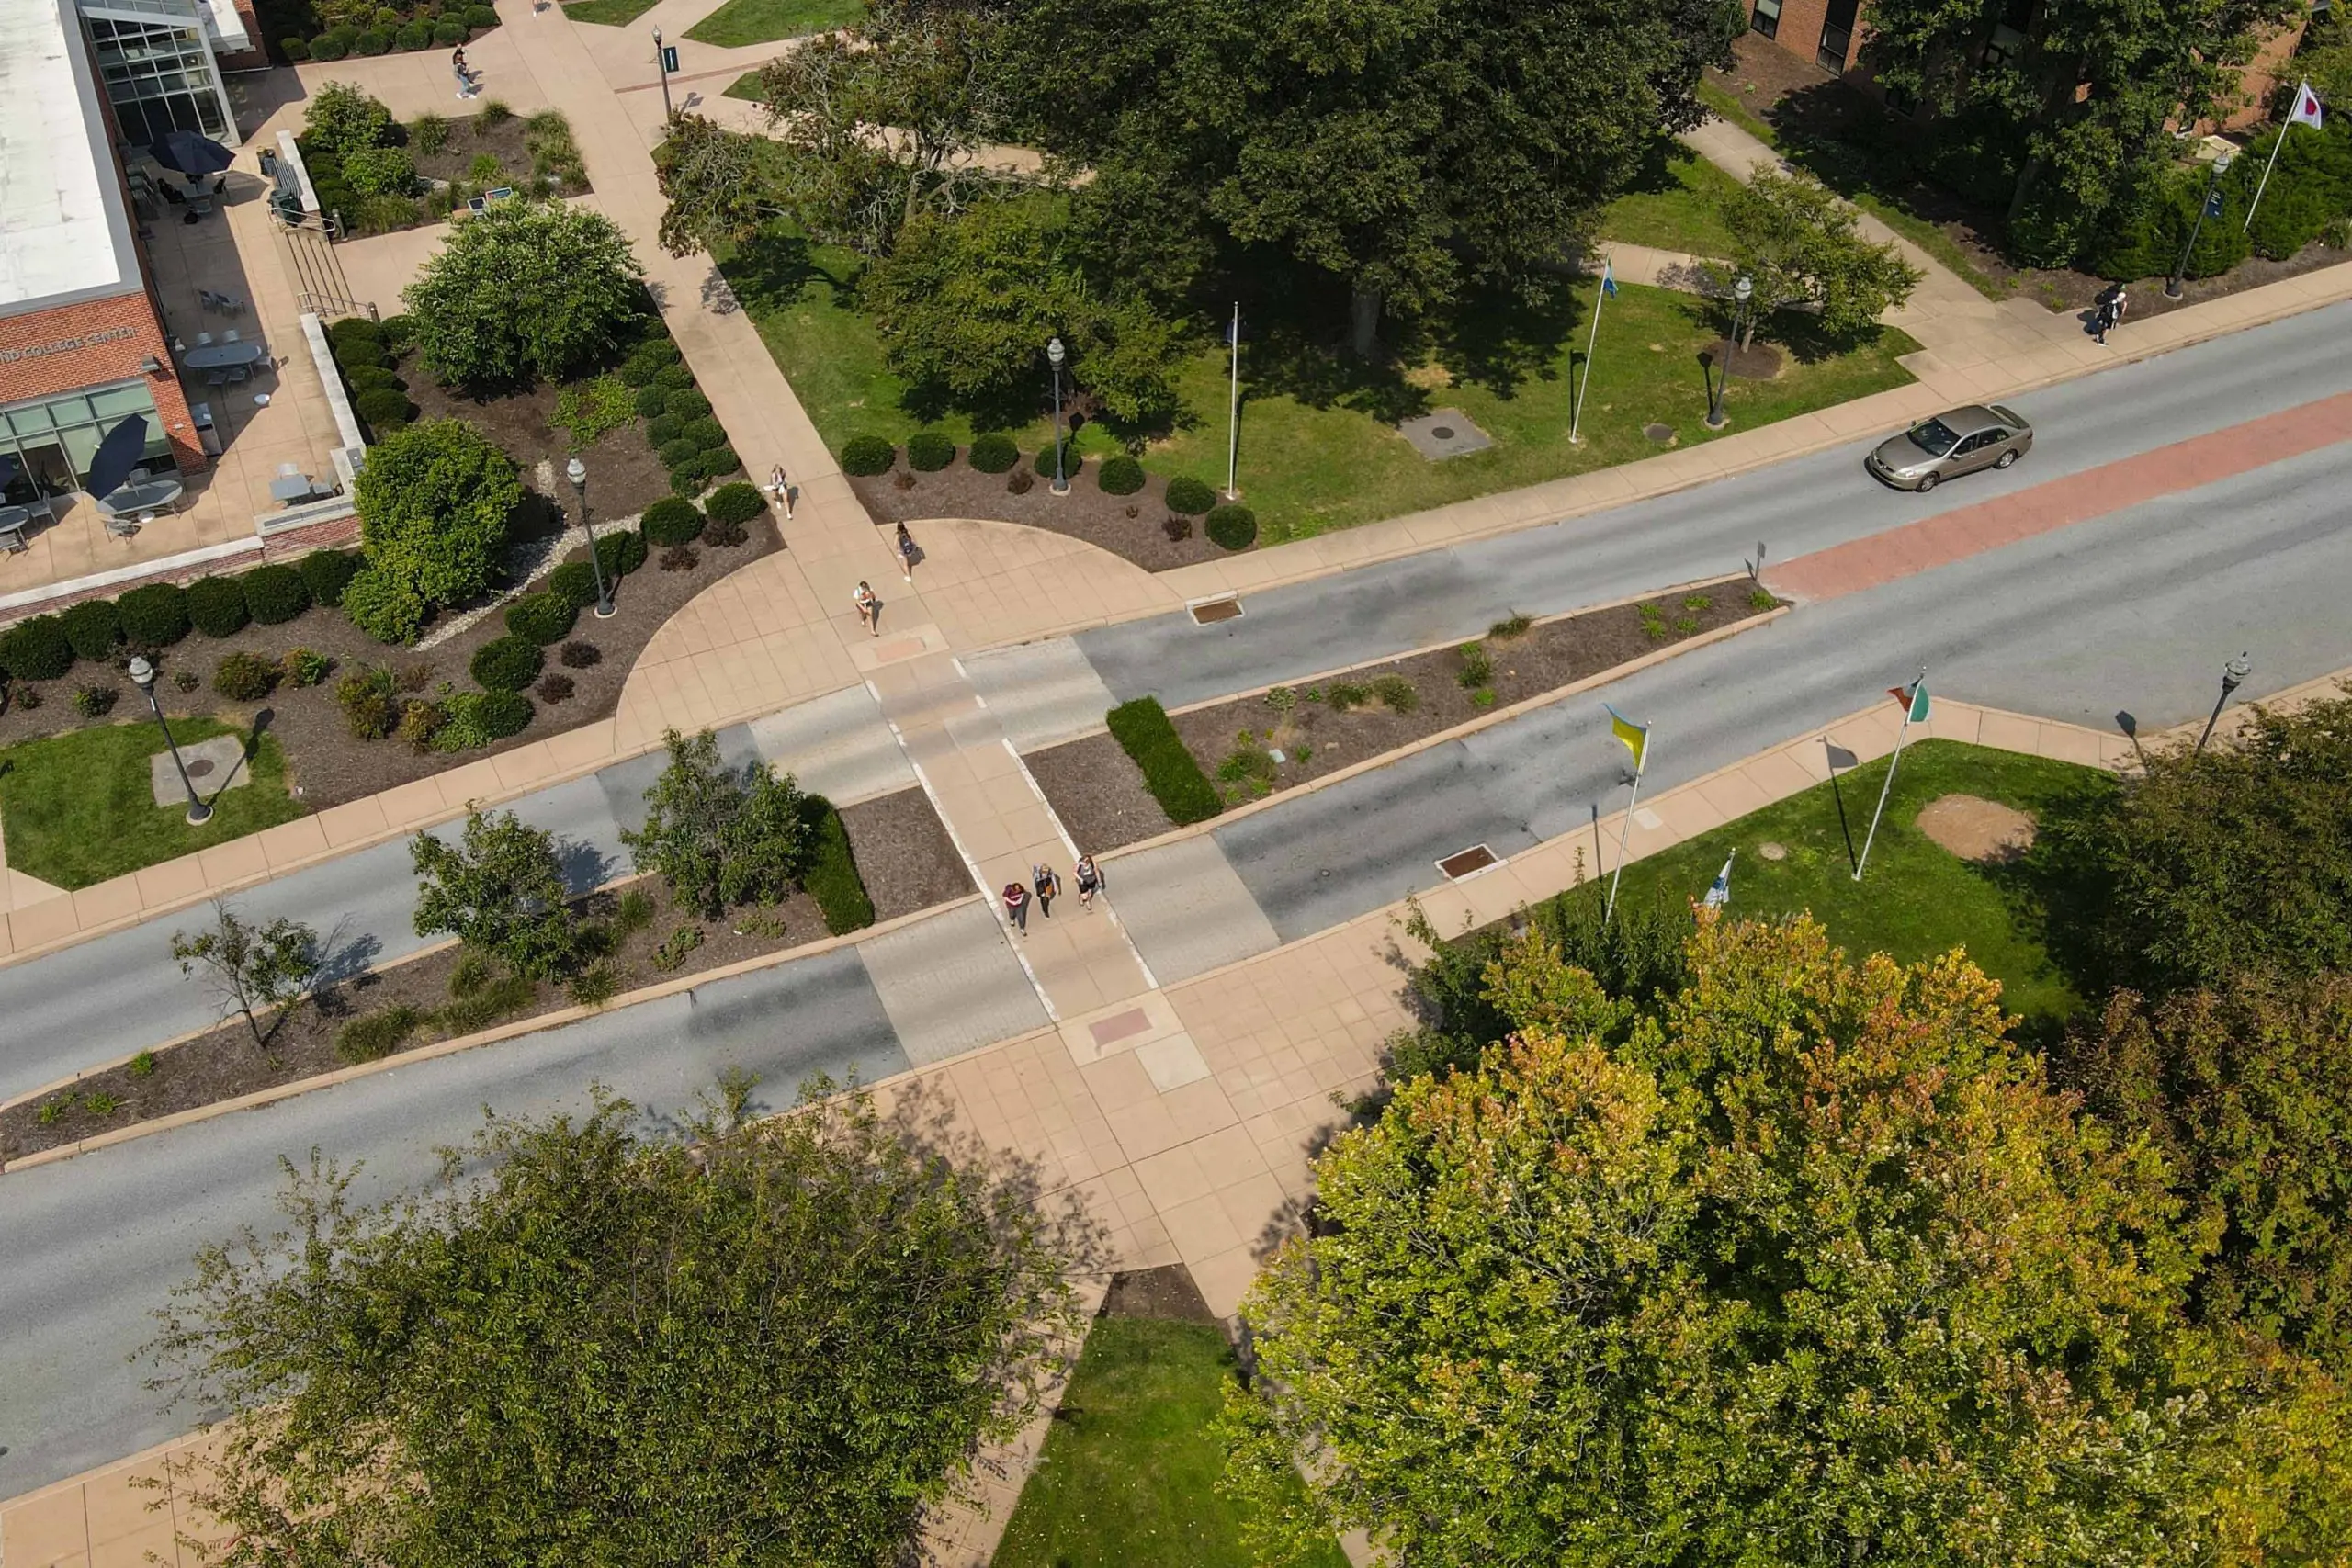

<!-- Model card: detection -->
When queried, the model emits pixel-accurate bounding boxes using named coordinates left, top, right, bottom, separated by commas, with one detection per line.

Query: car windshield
left=1907, top=417, right=1962, bottom=456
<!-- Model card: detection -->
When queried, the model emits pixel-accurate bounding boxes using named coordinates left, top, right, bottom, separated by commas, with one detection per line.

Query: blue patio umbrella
left=85, top=414, right=151, bottom=501
left=150, top=130, right=236, bottom=179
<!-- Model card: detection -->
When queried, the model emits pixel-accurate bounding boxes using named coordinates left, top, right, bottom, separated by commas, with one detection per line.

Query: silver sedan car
left=1865, top=404, right=2033, bottom=491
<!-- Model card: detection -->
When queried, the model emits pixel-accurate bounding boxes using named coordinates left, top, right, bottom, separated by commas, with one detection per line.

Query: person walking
left=1073, top=853, right=1101, bottom=912
left=1002, top=880, right=1029, bottom=934
left=852, top=581, right=879, bottom=636
left=896, top=521, right=917, bottom=582
left=1032, top=862, right=1061, bottom=918
left=452, top=47, right=476, bottom=98
left=767, top=464, right=791, bottom=518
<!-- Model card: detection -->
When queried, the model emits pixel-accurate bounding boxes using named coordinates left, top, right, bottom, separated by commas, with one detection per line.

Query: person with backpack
left=1032, top=862, right=1061, bottom=918
left=1073, top=854, right=1101, bottom=912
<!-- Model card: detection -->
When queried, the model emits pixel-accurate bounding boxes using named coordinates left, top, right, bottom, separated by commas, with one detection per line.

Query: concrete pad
left=960, top=638, right=1118, bottom=752
left=147, top=734, right=248, bottom=807
left=857, top=901, right=1049, bottom=1068
left=1106, top=834, right=1283, bottom=985
left=1396, top=408, right=1493, bottom=460
left=742, top=684, right=915, bottom=806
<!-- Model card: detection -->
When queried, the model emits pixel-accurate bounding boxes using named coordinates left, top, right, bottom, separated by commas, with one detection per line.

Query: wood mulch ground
left=402, top=347, right=673, bottom=523
left=1100, top=1264, right=1218, bottom=1324
left=0, top=784, right=968, bottom=1163
left=409, top=112, right=591, bottom=200
left=1029, top=581, right=1780, bottom=854
left=0, top=512, right=780, bottom=815
left=847, top=448, right=1248, bottom=573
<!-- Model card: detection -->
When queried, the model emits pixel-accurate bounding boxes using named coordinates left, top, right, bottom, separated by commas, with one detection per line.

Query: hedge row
left=291, top=6, right=494, bottom=62
left=634, top=360, right=734, bottom=498
left=0, top=550, right=361, bottom=683
left=1105, top=696, right=1221, bottom=826
left=798, top=795, right=876, bottom=935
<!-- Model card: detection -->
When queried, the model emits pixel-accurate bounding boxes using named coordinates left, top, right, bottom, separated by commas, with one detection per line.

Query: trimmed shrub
left=1205, top=503, right=1258, bottom=551
left=433, top=17, right=467, bottom=43
left=634, top=385, right=669, bottom=421
left=342, top=365, right=401, bottom=396
left=353, top=386, right=413, bottom=434
left=1033, top=445, right=1081, bottom=482
left=1097, top=454, right=1145, bottom=495
left=354, top=30, right=390, bottom=56
left=434, top=688, right=532, bottom=750
left=704, top=481, right=764, bottom=527
left=117, top=582, right=189, bottom=647
left=299, top=548, right=362, bottom=608
left=0, top=615, right=74, bottom=682
left=640, top=496, right=704, bottom=547
left=653, top=364, right=697, bottom=394
left=547, top=558, right=604, bottom=613
left=559, top=639, right=601, bottom=668
left=1105, top=695, right=1220, bottom=826
left=186, top=576, right=250, bottom=637
left=241, top=562, right=312, bottom=625
left=62, top=599, right=122, bottom=661
left=596, top=528, right=648, bottom=578
left=669, top=461, right=710, bottom=498
left=967, top=432, right=1018, bottom=473
left=213, top=650, right=281, bottom=701
left=1164, top=475, right=1215, bottom=514
left=398, top=698, right=447, bottom=752
left=798, top=795, right=875, bottom=934
left=342, top=566, right=427, bottom=644
left=307, top=32, right=345, bottom=60
left=505, top=591, right=577, bottom=645
left=619, top=339, right=680, bottom=387
left=395, top=19, right=431, bottom=48
left=680, top=416, right=727, bottom=451
left=840, top=435, right=895, bottom=476
left=657, top=437, right=700, bottom=471
left=906, top=431, right=956, bottom=471
left=469, top=635, right=544, bottom=692
left=701, top=445, right=742, bottom=478
left=464, top=4, right=498, bottom=26
left=646, top=412, right=684, bottom=446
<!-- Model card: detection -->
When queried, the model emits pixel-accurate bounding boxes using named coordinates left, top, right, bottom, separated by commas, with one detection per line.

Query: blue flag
left=1600, top=257, right=1618, bottom=299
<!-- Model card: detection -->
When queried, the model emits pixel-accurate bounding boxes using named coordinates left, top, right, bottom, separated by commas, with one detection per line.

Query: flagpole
left=1605, top=743, right=1646, bottom=922
left=1853, top=672, right=1924, bottom=883
left=1225, top=302, right=1241, bottom=500
left=1569, top=258, right=1608, bottom=446
left=2245, top=130, right=2287, bottom=232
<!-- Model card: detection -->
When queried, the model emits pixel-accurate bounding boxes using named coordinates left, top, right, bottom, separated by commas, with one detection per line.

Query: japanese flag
left=2289, top=80, right=2324, bottom=130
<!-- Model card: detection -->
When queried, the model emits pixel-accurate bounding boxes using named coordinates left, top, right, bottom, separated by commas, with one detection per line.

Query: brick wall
left=0, top=295, right=208, bottom=478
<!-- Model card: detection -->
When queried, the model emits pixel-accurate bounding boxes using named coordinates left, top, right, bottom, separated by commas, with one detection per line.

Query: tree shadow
left=717, top=228, right=839, bottom=319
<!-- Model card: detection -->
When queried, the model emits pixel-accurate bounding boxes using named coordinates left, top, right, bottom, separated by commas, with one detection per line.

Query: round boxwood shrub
left=354, top=386, right=413, bottom=434
left=241, top=562, right=312, bottom=625
left=62, top=598, right=122, bottom=661
left=298, top=547, right=362, bottom=608
left=354, top=28, right=390, bottom=54
left=906, top=431, right=956, bottom=471
left=634, top=385, right=668, bottom=421
left=1164, top=475, right=1216, bottom=515
left=967, top=432, right=1018, bottom=473
left=186, top=575, right=250, bottom=637
left=656, top=437, right=700, bottom=473
left=839, top=435, right=896, bottom=477
left=464, top=4, right=498, bottom=26
left=620, top=339, right=679, bottom=387
left=469, top=635, right=544, bottom=693
left=1205, top=502, right=1258, bottom=551
left=704, top=481, right=765, bottom=527
left=475, top=687, right=532, bottom=739
left=653, top=364, right=697, bottom=394
left=0, top=615, right=74, bottom=682
left=668, top=460, right=710, bottom=498
left=547, top=558, right=604, bottom=612
left=645, top=412, right=684, bottom=446
left=308, top=32, right=346, bottom=59
left=343, top=364, right=401, bottom=396
left=640, top=496, right=704, bottom=547
left=504, top=590, right=577, bottom=645
left=395, top=20, right=430, bottom=49
left=432, top=17, right=466, bottom=43
left=702, top=445, right=741, bottom=478
left=596, top=528, right=648, bottom=578
left=1097, top=454, right=1146, bottom=495
left=680, top=416, right=726, bottom=452
left=117, top=581, right=190, bottom=647
left=663, top=388, right=711, bottom=422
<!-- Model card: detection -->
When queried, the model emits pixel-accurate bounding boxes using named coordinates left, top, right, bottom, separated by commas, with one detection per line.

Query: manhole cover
left=1645, top=423, right=1676, bottom=444
left=1758, top=840, right=1787, bottom=862
left=1437, top=843, right=1499, bottom=879
left=1190, top=596, right=1243, bottom=625
left=1430, top=426, right=1455, bottom=440
left=186, top=758, right=215, bottom=778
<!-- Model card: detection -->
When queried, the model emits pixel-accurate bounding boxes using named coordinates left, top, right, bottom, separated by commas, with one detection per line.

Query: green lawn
left=1592, top=739, right=2114, bottom=1031
left=561, top=0, right=662, bottom=26
left=720, top=226, right=1919, bottom=546
left=725, top=68, right=765, bottom=101
left=992, top=1316, right=1349, bottom=1568
left=1599, top=137, right=1746, bottom=255
left=684, top=0, right=858, bottom=46
left=0, top=716, right=305, bottom=889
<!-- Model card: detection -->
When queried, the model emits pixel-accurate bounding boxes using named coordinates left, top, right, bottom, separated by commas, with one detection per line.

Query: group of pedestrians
left=1002, top=856, right=1102, bottom=933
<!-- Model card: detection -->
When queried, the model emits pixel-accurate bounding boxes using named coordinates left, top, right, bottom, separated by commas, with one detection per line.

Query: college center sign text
left=0, top=326, right=140, bottom=364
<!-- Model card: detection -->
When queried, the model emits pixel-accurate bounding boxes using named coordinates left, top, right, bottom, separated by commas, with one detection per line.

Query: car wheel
left=1915, top=472, right=1939, bottom=493
left=1994, top=449, right=2019, bottom=469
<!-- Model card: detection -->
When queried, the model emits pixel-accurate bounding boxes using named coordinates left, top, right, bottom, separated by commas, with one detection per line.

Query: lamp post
left=567, top=457, right=616, bottom=619
left=130, top=656, right=210, bottom=825
left=1046, top=336, right=1069, bottom=495
left=2195, top=651, right=2252, bottom=754
left=2166, top=149, right=2234, bottom=300
left=1706, top=276, right=1752, bottom=430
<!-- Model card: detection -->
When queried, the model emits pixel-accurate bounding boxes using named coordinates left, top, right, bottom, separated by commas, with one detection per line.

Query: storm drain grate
left=1190, top=596, right=1244, bottom=625
left=1436, top=843, right=1499, bottom=880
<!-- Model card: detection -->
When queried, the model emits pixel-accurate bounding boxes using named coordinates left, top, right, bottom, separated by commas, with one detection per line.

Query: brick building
left=1, top=0, right=267, bottom=508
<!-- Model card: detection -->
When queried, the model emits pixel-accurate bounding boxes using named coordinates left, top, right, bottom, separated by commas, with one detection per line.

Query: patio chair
left=194, top=331, right=213, bottom=349
left=225, top=365, right=251, bottom=385
left=198, top=288, right=220, bottom=312
left=221, top=329, right=239, bottom=344
left=106, top=513, right=142, bottom=539
left=204, top=369, right=230, bottom=389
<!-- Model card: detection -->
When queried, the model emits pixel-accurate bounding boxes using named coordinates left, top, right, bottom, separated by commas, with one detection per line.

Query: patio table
left=96, top=479, right=184, bottom=518
left=182, top=341, right=266, bottom=370
left=0, top=505, right=30, bottom=552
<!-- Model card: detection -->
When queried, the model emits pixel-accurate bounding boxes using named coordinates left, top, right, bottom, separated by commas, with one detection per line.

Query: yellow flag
left=1605, top=704, right=1648, bottom=773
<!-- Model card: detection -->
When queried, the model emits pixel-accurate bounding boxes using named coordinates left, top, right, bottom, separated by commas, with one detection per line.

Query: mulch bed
left=1100, top=1264, right=1218, bottom=1324
left=1030, top=581, right=1780, bottom=854
left=0, top=512, right=781, bottom=816
left=402, top=348, right=673, bottom=523
left=0, top=784, right=968, bottom=1164
left=847, top=451, right=1250, bottom=574
left=409, top=113, right=592, bottom=200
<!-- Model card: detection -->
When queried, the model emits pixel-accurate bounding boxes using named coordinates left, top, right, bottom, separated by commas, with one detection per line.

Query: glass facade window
left=0, top=383, right=172, bottom=504
left=1751, top=0, right=1782, bottom=39
left=83, top=9, right=232, bottom=147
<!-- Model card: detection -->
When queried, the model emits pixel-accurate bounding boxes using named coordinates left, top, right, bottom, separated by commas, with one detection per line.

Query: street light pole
left=567, top=457, right=616, bottom=618
left=1705, top=276, right=1752, bottom=430
left=2195, top=651, right=2252, bottom=754
left=129, top=656, right=211, bottom=825
left=1046, top=335, right=1069, bottom=495
left=2166, top=150, right=2234, bottom=300
left=651, top=28, right=673, bottom=119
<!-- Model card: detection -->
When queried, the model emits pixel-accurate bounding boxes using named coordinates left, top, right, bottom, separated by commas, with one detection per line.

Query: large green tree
left=410, top=808, right=580, bottom=981
left=346, top=417, right=520, bottom=643
left=621, top=727, right=809, bottom=919
left=145, top=1079, right=1085, bottom=1566
left=1222, top=917, right=2352, bottom=1565
left=1003, top=0, right=1745, bottom=352
left=1860, top=0, right=2303, bottom=265
left=403, top=200, right=646, bottom=389
left=1717, top=168, right=1924, bottom=343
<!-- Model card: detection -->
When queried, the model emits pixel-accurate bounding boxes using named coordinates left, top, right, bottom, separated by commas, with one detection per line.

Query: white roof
left=0, top=0, right=138, bottom=316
